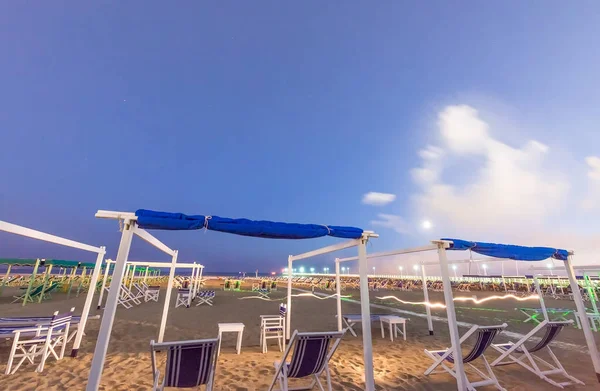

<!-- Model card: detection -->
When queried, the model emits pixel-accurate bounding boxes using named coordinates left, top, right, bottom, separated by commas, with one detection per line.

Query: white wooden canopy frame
left=286, top=231, right=379, bottom=391
left=86, top=210, right=203, bottom=391
left=0, top=220, right=106, bottom=358
left=97, top=259, right=204, bottom=309
left=339, top=240, right=600, bottom=390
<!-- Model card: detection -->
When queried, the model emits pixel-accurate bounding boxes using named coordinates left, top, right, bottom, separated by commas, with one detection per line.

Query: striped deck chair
left=150, top=337, right=219, bottom=391
left=5, top=308, right=73, bottom=374
left=176, top=289, right=191, bottom=308
left=268, top=330, right=345, bottom=391
left=491, top=320, right=584, bottom=388
left=195, top=291, right=215, bottom=306
left=424, top=323, right=508, bottom=391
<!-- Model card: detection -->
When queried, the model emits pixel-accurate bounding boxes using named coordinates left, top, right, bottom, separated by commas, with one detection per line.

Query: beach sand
left=0, top=280, right=598, bottom=390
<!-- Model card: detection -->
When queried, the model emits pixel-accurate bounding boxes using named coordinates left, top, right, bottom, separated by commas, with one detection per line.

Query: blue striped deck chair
left=424, top=323, right=507, bottom=391
left=150, top=337, right=219, bottom=391
left=268, top=330, right=345, bottom=391
left=195, top=291, right=216, bottom=306
left=491, top=320, right=584, bottom=388
left=5, top=308, right=74, bottom=374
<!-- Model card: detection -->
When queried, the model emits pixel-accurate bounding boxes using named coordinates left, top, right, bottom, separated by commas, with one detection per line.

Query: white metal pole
left=421, top=264, right=434, bottom=335
left=286, top=255, right=292, bottom=340
left=86, top=222, right=135, bottom=391
left=533, top=276, right=548, bottom=321
left=144, top=266, right=149, bottom=283
left=335, top=258, right=342, bottom=331
left=515, top=260, right=519, bottom=276
left=188, top=263, right=196, bottom=307
left=158, top=250, right=178, bottom=343
left=437, top=242, right=467, bottom=390
left=198, top=266, right=203, bottom=290
left=121, top=264, right=130, bottom=299
left=97, top=261, right=111, bottom=309
left=564, top=255, right=600, bottom=382
left=127, top=264, right=135, bottom=292
left=72, top=248, right=106, bottom=356
left=357, top=238, right=375, bottom=391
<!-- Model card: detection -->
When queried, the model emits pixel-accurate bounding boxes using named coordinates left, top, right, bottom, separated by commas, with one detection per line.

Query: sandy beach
left=0, top=279, right=598, bottom=390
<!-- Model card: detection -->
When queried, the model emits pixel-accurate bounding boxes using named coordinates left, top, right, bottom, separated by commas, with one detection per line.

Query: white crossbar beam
left=95, top=210, right=137, bottom=220
left=105, top=260, right=204, bottom=268
left=0, top=220, right=104, bottom=254
left=133, top=227, right=175, bottom=256
left=338, top=243, right=439, bottom=262
left=289, top=238, right=361, bottom=262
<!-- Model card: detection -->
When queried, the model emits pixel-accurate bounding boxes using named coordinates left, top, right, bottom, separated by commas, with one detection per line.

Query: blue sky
left=1, top=2, right=599, bottom=274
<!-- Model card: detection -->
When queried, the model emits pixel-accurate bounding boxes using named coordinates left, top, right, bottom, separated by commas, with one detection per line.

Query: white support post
left=71, top=247, right=106, bottom=357
left=86, top=221, right=135, bottom=391
left=564, top=255, right=600, bottom=383
left=158, top=250, right=178, bottom=343
left=357, top=238, right=375, bottom=391
left=122, top=264, right=130, bottom=299
left=533, top=276, right=548, bottom=321
left=421, top=264, right=434, bottom=335
left=144, top=266, right=149, bottom=283
left=437, top=242, right=467, bottom=390
left=188, top=263, right=196, bottom=307
left=198, top=266, right=203, bottom=289
left=286, top=255, right=292, bottom=340
left=335, top=258, right=343, bottom=332
left=127, top=264, right=134, bottom=293
left=97, top=261, right=111, bottom=309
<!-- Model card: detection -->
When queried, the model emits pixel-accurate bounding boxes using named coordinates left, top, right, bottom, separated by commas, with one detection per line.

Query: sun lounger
left=267, top=330, right=345, bottom=391
left=491, top=320, right=584, bottom=388
left=425, top=323, right=507, bottom=390
left=518, top=308, right=574, bottom=324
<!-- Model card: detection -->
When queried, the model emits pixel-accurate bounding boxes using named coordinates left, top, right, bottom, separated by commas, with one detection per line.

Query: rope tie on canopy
left=202, top=216, right=212, bottom=233
left=321, top=225, right=331, bottom=235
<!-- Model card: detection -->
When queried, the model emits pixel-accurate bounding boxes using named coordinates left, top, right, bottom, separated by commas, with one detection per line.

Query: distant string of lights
left=239, top=292, right=352, bottom=301
left=375, top=294, right=540, bottom=309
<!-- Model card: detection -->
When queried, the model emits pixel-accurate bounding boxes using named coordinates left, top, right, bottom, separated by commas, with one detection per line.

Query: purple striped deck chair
left=268, top=330, right=345, bottom=391
left=5, top=308, right=74, bottom=374
left=491, top=320, right=584, bottom=388
left=150, top=337, right=219, bottom=391
left=424, top=323, right=507, bottom=391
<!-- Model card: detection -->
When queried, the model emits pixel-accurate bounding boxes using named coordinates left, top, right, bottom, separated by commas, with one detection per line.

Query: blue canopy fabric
left=443, top=238, right=569, bottom=261
left=135, top=209, right=364, bottom=240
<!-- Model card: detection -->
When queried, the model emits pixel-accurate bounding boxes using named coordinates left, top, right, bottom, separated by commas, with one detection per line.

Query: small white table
left=379, top=315, right=407, bottom=342
left=217, top=323, right=245, bottom=355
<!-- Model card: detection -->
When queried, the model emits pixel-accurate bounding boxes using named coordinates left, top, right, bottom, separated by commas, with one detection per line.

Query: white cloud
left=362, top=192, right=396, bottom=206
left=586, top=156, right=600, bottom=180
left=371, top=103, right=599, bottom=265
left=370, top=214, right=410, bottom=234
left=411, top=104, right=571, bottom=236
